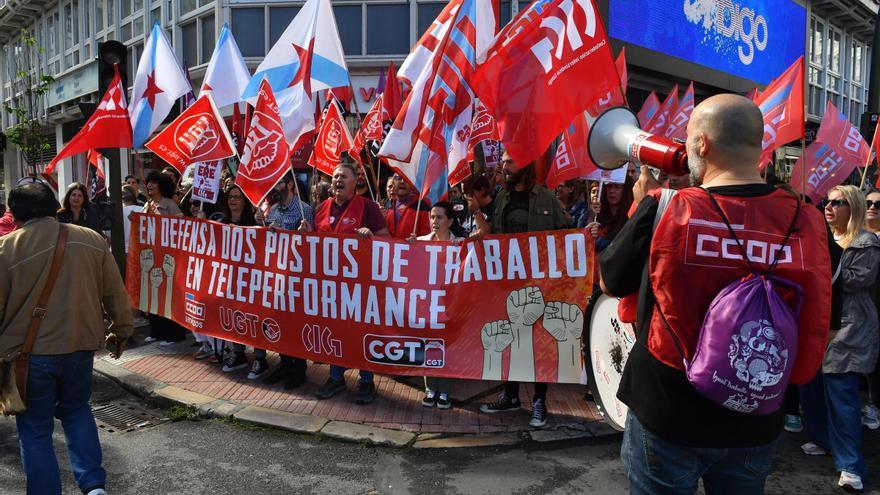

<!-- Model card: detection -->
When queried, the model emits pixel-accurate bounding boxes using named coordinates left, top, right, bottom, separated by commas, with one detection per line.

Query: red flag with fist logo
left=473, top=0, right=618, bottom=167
left=235, top=79, right=291, bottom=206
left=309, top=99, right=355, bottom=175
left=146, top=93, right=236, bottom=174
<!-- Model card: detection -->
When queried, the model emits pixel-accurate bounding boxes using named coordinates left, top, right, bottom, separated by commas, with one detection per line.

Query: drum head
left=586, top=294, right=637, bottom=431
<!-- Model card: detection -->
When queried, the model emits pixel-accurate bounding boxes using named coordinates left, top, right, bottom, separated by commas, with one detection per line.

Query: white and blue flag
left=129, top=23, right=191, bottom=149
left=200, top=24, right=251, bottom=109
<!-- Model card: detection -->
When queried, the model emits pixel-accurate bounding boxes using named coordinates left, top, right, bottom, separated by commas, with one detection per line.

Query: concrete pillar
left=54, top=124, right=75, bottom=201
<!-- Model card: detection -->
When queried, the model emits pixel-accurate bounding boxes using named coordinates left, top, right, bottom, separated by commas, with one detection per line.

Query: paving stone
left=320, top=421, right=415, bottom=447
left=235, top=405, right=328, bottom=434
left=529, top=427, right=592, bottom=443
left=153, top=386, right=214, bottom=407
left=93, top=359, right=164, bottom=397
left=412, top=433, right=520, bottom=449
left=197, top=399, right=245, bottom=419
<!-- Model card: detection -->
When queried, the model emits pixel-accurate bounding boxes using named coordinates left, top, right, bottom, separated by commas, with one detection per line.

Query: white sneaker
left=862, top=405, right=879, bottom=430
left=144, top=336, right=158, bottom=343
left=86, top=489, right=107, bottom=495
left=838, top=471, right=863, bottom=491
left=159, top=340, right=178, bottom=347
left=800, top=442, right=828, bottom=456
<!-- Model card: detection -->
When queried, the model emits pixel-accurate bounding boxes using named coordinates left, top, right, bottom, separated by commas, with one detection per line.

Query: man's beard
left=687, top=143, right=705, bottom=186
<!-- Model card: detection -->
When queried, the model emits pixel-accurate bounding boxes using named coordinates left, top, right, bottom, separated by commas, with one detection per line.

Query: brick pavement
left=101, top=334, right=605, bottom=436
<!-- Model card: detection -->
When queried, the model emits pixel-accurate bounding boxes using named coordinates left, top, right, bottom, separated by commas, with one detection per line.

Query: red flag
left=146, top=93, right=237, bottom=173
left=46, top=66, right=131, bottom=175
left=467, top=100, right=501, bottom=160
left=663, top=82, right=694, bottom=141
left=473, top=0, right=619, bottom=168
left=745, top=87, right=761, bottom=102
left=309, top=99, right=355, bottom=175
left=616, top=47, right=628, bottom=96
left=815, top=100, right=872, bottom=167
left=327, top=86, right=353, bottom=109
left=233, top=102, right=244, bottom=154
left=645, top=85, right=679, bottom=135
left=235, top=80, right=292, bottom=206
left=87, top=150, right=106, bottom=179
left=352, top=95, right=384, bottom=163
left=382, top=62, right=402, bottom=121
left=637, top=92, right=661, bottom=128
left=546, top=117, right=595, bottom=188
left=755, top=56, right=805, bottom=168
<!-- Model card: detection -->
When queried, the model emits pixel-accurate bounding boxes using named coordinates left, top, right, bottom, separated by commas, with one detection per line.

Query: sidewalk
left=95, top=328, right=615, bottom=448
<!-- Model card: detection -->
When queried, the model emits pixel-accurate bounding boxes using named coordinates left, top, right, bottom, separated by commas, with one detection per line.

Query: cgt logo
left=364, top=335, right=445, bottom=368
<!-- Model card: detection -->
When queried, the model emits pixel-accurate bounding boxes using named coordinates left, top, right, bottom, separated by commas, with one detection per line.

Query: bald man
left=599, top=94, right=833, bottom=494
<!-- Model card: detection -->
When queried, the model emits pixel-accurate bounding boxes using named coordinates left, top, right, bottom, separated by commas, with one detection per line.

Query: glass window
left=334, top=5, right=361, bottom=56
left=500, top=1, right=511, bottom=27
left=126, top=43, right=141, bottom=87
left=96, top=0, right=103, bottom=30
left=65, top=3, right=74, bottom=48
left=121, top=0, right=130, bottom=18
left=180, top=0, right=197, bottom=16
left=418, top=3, right=445, bottom=37
left=181, top=21, right=197, bottom=66
left=107, top=0, right=115, bottom=28
left=269, top=6, right=299, bottom=47
left=852, top=41, right=863, bottom=83
left=201, top=14, right=214, bottom=63
left=133, top=15, right=144, bottom=36
left=121, top=21, right=132, bottom=40
left=83, top=0, right=90, bottom=37
left=829, top=29, right=840, bottom=74
left=811, top=18, right=823, bottom=65
left=231, top=8, right=264, bottom=57
left=367, top=4, right=408, bottom=55
left=150, top=6, right=160, bottom=26
left=133, top=0, right=142, bottom=12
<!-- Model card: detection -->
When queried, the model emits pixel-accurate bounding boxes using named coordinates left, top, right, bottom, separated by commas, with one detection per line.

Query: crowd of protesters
left=5, top=95, right=880, bottom=493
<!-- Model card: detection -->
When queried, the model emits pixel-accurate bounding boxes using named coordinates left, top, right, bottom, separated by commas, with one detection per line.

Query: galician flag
left=241, top=0, right=349, bottom=146
left=129, top=23, right=191, bottom=148
left=200, top=24, right=251, bottom=109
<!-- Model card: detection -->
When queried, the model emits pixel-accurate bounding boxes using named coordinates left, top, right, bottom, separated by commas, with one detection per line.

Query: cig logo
left=684, top=0, right=768, bottom=66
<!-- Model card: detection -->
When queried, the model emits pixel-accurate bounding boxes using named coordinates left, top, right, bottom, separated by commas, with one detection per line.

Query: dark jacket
left=492, top=185, right=568, bottom=233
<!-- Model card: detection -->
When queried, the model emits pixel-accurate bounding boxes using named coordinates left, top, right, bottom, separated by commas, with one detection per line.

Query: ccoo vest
left=646, top=187, right=831, bottom=385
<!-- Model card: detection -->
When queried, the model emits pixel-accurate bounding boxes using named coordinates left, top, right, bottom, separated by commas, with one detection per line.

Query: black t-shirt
left=600, top=184, right=798, bottom=448
left=503, top=190, right=530, bottom=234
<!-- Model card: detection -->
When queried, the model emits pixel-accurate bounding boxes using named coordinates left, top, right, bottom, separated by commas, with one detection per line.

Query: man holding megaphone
left=596, top=94, right=834, bottom=494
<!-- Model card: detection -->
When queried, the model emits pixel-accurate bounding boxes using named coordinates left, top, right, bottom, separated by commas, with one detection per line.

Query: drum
left=585, top=293, right=636, bottom=431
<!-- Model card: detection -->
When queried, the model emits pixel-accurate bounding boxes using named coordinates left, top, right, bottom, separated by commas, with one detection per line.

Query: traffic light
left=98, top=40, right=128, bottom=98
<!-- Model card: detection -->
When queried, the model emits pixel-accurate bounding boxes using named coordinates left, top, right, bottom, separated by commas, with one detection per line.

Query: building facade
left=0, top=0, right=876, bottom=198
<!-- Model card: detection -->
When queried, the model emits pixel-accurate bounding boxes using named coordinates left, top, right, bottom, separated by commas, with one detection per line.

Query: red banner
left=126, top=214, right=594, bottom=383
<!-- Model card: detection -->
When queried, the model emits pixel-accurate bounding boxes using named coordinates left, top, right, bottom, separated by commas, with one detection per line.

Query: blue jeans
left=15, top=351, right=106, bottom=495
left=800, top=371, right=866, bottom=477
left=329, top=365, right=373, bottom=383
left=621, top=414, right=777, bottom=494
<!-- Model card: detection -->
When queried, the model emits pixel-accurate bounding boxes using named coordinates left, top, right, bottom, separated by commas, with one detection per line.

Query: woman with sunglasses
left=800, top=185, right=880, bottom=491
left=863, top=190, right=880, bottom=431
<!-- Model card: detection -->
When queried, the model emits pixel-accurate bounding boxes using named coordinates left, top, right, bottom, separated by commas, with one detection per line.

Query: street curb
left=93, top=360, right=621, bottom=448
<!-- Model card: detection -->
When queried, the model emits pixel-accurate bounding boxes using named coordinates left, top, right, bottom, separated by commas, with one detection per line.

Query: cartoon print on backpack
left=728, top=318, right=789, bottom=392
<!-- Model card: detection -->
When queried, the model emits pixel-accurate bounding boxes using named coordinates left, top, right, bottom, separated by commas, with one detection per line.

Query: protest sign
left=127, top=214, right=594, bottom=383
left=191, top=161, right=224, bottom=204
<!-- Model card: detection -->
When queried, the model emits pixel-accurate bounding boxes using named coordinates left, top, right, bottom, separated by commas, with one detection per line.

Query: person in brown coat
left=0, top=182, right=132, bottom=495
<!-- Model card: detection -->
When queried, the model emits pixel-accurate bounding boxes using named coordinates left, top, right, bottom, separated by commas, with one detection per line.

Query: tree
left=3, top=28, right=54, bottom=176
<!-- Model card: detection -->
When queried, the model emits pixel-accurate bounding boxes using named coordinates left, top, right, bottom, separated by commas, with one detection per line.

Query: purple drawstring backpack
left=658, top=189, right=803, bottom=415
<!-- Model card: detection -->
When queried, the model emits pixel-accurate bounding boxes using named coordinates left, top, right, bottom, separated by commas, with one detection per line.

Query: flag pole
left=800, top=137, right=807, bottom=202
left=346, top=83, right=377, bottom=202
left=411, top=194, right=423, bottom=238
left=860, top=121, right=880, bottom=189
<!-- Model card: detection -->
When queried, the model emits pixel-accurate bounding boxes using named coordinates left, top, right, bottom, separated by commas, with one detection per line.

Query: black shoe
left=479, top=394, right=521, bottom=413
left=421, top=392, right=436, bottom=408
left=247, top=358, right=269, bottom=380
left=436, top=393, right=451, bottom=410
left=354, top=381, right=376, bottom=405
left=315, top=377, right=347, bottom=399
left=262, top=363, right=293, bottom=385
left=283, top=369, right=307, bottom=390
left=529, top=398, right=548, bottom=428
left=222, top=353, right=249, bottom=373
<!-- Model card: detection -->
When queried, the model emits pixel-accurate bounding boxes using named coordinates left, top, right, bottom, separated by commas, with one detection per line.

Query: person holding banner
left=599, top=94, right=832, bottom=494
left=302, top=162, right=389, bottom=405
left=142, top=171, right=187, bottom=347
left=261, top=173, right=314, bottom=389
left=218, top=185, right=270, bottom=378
left=411, top=201, right=464, bottom=410
left=478, top=153, right=568, bottom=428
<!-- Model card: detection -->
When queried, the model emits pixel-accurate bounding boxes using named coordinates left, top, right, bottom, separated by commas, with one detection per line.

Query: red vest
left=646, top=187, right=831, bottom=385
left=315, top=194, right=367, bottom=234
left=385, top=197, right=431, bottom=239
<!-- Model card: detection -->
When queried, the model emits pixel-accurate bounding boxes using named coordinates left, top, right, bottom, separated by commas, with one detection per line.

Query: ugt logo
left=530, top=0, right=599, bottom=74
left=239, top=112, right=285, bottom=179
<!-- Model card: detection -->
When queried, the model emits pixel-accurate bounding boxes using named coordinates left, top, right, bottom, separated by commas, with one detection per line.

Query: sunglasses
left=823, top=199, right=849, bottom=209
left=867, top=200, right=880, bottom=210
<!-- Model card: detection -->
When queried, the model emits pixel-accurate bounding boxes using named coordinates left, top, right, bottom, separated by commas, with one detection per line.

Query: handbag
left=0, top=224, right=68, bottom=416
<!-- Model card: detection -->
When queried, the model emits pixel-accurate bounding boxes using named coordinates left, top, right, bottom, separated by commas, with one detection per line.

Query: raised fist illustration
left=162, top=254, right=176, bottom=277
left=506, top=287, right=546, bottom=326
left=543, top=302, right=584, bottom=343
left=481, top=320, right=514, bottom=353
left=140, top=249, right=154, bottom=271
left=149, top=267, right=164, bottom=289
